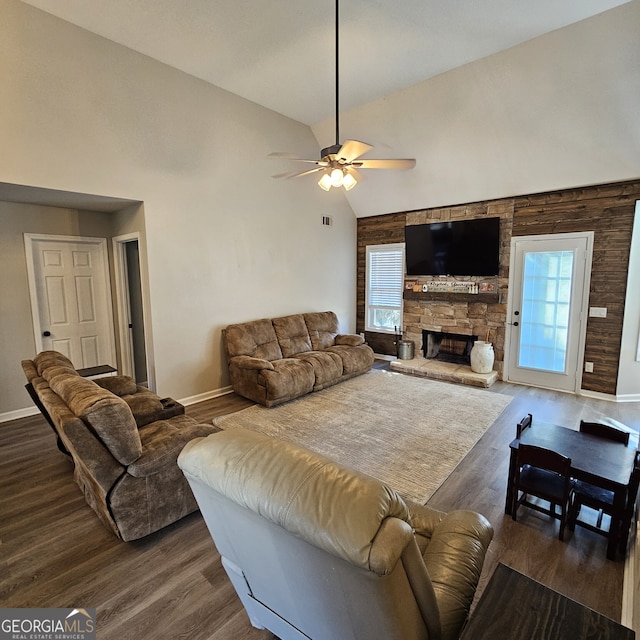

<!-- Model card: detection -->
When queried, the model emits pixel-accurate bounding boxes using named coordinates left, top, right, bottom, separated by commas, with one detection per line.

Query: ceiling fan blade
left=337, top=140, right=373, bottom=163
left=353, top=158, right=416, bottom=170
left=272, top=167, right=324, bottom=180
left=269, top=152, right=329, bottom=167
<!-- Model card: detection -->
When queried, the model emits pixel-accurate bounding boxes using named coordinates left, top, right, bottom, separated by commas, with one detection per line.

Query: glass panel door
left=506, top=233, right=592, bottom=393
left=518, top=251, right=573, bottom=373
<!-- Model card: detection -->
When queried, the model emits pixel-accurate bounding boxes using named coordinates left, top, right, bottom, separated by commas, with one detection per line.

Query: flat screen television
left=405, top=217, right=500, bottom=276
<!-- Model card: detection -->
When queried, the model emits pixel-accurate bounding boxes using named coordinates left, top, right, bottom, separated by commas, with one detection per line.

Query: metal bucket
left=397, top=340, right=415, bottom=360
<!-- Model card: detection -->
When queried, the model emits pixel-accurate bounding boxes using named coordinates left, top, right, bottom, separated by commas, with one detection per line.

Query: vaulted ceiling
left=19, top=0, right=630, bottom=126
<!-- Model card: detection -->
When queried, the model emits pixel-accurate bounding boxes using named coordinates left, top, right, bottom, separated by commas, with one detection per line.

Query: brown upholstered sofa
left=22, top=351, right=216, bottom=541
left=179, top=429, right=494, bottom=640
left=223, top=311, right=374, bottom=407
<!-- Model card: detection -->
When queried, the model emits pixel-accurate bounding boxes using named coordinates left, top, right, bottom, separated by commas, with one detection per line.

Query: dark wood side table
left=459, top=563, right=635, bottom=640
left=77, top=364, right=117, bottom=377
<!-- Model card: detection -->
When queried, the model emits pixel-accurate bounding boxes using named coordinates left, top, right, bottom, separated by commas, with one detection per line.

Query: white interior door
left=25, top=234, right=117, bottom=369
left=505, top=232, right=593, bottom=393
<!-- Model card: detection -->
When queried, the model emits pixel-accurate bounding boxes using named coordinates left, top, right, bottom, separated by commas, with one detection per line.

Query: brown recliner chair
left=178, top=430, right=493, bottom=640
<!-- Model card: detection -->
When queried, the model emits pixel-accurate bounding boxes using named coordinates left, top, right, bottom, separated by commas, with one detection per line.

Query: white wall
left=618, top=202, right=640, bottom=400
left=0, top=0, right=357, bottom=408
left=313, top=0, right=640, bottom=218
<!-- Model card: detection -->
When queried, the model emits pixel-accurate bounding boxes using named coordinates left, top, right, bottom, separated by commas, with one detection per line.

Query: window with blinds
left=365, top=243, right=405, bottom=333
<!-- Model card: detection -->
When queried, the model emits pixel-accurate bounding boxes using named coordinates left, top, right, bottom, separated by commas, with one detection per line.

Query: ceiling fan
left=270, top=0, right=416, bottom=192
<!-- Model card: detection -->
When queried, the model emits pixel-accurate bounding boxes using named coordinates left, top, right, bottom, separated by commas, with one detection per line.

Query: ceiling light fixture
left=270, top=0, right=416, bottom=191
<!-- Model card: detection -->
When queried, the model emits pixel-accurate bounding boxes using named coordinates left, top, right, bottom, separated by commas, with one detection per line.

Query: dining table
left=506, top=421, right=638, bottom=560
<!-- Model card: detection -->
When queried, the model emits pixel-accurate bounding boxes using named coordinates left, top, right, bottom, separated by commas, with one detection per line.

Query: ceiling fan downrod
left=335, top=0, right=340, bottom=148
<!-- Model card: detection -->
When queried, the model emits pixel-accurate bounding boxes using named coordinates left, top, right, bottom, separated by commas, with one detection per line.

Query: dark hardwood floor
left=2, top=364, right=639, bottom=639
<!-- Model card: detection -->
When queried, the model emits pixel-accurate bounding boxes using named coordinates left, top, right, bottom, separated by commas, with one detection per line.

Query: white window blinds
left=366, top=243, right=405, bottom=333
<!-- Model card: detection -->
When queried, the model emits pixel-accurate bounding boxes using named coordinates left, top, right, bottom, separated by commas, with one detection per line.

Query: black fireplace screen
left=422, top=330, right=478, bottom=365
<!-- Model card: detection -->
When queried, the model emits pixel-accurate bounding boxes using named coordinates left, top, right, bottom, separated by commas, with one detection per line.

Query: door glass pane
left=518, top=250, right=574, bottom=372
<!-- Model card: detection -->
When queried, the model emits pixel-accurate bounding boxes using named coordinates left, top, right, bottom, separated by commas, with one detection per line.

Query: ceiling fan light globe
left=342, top=172, right=357, bottom=190
left=318, top=173, right=332, bottom=191
left=330, top=168, right=344, bottom=187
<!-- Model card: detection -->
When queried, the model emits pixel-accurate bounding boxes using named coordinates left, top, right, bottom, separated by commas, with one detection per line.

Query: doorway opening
left=113, top=233, right=150, bottom=387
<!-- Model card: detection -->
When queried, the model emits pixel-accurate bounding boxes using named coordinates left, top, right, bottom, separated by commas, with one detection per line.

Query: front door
left=24, top=234, right=117, bottom=369
left=505, top=232, right=593, bottom=393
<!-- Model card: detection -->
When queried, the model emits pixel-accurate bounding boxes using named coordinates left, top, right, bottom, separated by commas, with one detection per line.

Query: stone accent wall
left=402, top=199, right=514, bottom=377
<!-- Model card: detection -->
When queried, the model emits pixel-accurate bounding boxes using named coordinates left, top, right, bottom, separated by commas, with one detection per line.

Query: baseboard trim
left=615, top=393, right=640, bottom=403
left=0, top=406, right=39, bottom=424
left=579, top=389, right=634, bottom=403
left=374, top=353, right=397, bottom=362
left=179, top=386, right=234, bottom=406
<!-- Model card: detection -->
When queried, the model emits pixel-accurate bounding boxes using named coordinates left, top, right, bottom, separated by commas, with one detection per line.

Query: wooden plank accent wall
left=357, top=211, right=406, bottom=356
left=512, top=180, right=640, bottom=395
left=356, top=179, right=640, bottom=396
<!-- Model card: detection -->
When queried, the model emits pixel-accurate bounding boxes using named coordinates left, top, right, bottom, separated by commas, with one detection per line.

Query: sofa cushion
left=295, top=351, right=343, bottom=390
left=33, top=350, right=75, bottom=376
left=40, top=364, right=80, bottom=383
left=304, top=311, right=339, bottom=350
left=128, top=415, right=216, bottom=477
left=261, top=359, right=315, bottom=405
left=335, top=334, right=365, bottom=347
left=326, top=344, right=375, bottom=375
left=95, top=375, right=138, bottom=396
left=49, top=373, right=142, bottom=465
left=124, top=393, right=167, bottom=428
left=225, top=319, right=283, bottom=361
left=273, top=314, right=312, bottom=358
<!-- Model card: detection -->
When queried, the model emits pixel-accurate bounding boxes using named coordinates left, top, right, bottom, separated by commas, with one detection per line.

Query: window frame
left=365, top=242, right=405, bottom=334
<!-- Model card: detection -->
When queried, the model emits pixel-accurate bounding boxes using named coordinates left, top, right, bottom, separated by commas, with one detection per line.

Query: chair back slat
left=516, top=413, right=533, bottom=438
left=517, top=444, right=571, bottom=476
left=579, top=420, right=630, bottom=446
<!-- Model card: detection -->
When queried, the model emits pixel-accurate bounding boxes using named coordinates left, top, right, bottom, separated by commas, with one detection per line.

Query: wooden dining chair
left=579, top=420, right=630, bottom=445
left=512, top=444, right=574, bottom=541
left=570, top=420, right=631, bottom=528
left=569, top=421, right=636, bottom=549
left=516, top=413, right=533, bottom=438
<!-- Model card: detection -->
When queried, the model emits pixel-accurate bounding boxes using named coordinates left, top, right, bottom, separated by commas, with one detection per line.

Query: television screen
left=405, top=217, right=500, bottom=276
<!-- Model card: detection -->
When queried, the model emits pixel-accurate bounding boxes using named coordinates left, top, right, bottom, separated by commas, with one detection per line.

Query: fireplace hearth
left=422, top=329, right=477, bottom=365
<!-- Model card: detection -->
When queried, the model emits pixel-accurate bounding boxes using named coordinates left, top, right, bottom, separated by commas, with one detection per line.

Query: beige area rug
left=213, top=370, right=512, bottom=504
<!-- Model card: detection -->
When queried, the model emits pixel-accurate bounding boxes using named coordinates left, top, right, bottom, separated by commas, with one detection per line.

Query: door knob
left=43, top=331, right=51, bottom=337
left=514, top=310, right=520, bottom=316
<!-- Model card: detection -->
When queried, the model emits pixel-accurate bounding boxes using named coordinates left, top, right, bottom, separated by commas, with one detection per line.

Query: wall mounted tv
left=405, top=217, right=500, bottom=276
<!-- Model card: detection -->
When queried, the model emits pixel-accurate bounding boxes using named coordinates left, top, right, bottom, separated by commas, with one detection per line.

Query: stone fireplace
left=422, top=329, right=477, bottom=365
left=400, top=292, right=507, bottom=380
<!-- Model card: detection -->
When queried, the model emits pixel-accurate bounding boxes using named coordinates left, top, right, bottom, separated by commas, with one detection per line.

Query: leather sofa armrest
left=231, top=355, right=275, bottom=371
left=405, top=499, right=446, bottom=539
left=422, top=510, right=493, bottom=640
left=335, top=334, right=365, bottom=347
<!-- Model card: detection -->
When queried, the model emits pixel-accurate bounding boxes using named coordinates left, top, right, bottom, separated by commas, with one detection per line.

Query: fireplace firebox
left=422, top=329, right=477, bottom=365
